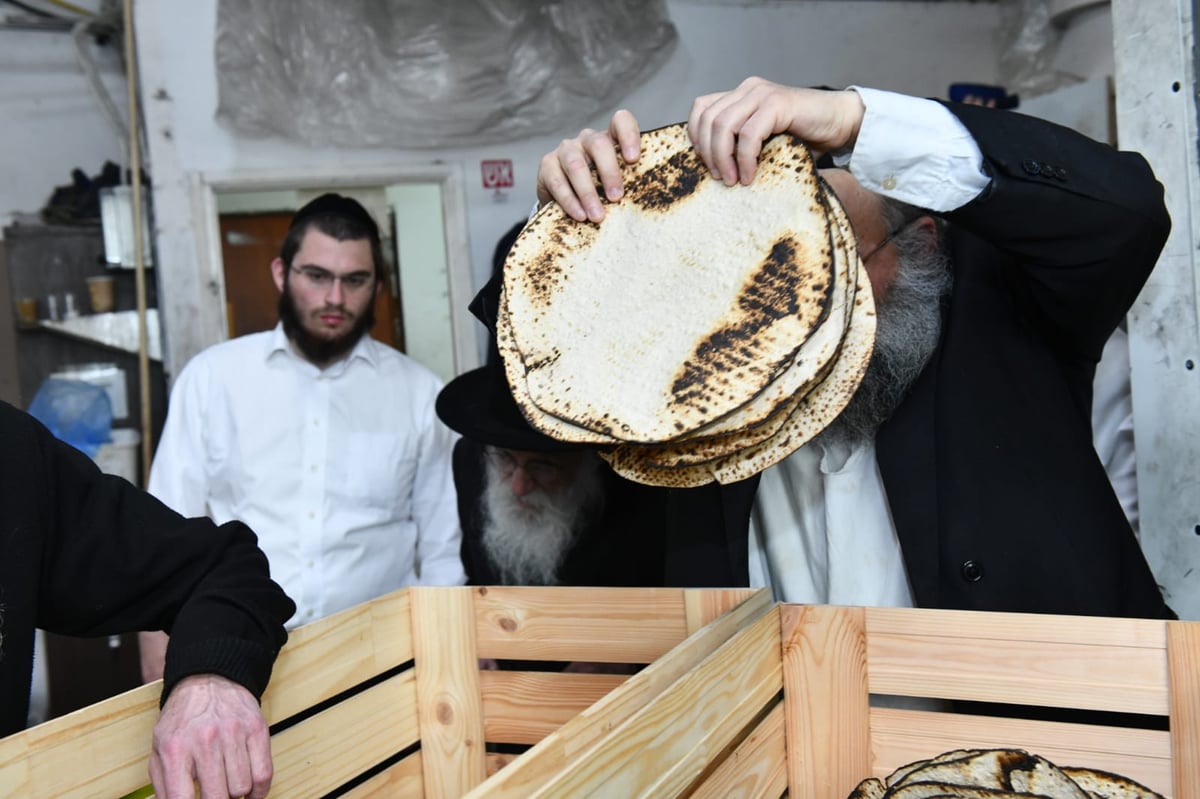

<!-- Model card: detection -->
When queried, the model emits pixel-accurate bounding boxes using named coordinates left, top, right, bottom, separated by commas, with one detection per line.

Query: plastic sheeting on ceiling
left=213, top=0, right=677, bottom=149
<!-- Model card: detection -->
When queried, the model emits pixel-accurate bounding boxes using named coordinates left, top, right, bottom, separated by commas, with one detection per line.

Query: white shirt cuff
left=834, top=86, right=989, bottom=212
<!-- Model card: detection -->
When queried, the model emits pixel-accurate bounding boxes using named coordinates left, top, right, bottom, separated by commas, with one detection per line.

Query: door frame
left=189, top=162, right=478, bottom=377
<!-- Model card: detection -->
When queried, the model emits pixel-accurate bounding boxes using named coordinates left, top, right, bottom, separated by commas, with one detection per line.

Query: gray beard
left=479, top=452, right=606, bottom=585
left=819, top=244, right=953, bottom=447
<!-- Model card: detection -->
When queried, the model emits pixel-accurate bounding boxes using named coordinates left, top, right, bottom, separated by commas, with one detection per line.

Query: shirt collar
left=265, top=322, right=379, bottom=373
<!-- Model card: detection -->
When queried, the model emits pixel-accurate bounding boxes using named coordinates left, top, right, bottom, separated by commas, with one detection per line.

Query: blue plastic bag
left=28, top=378, right=113, bottom=457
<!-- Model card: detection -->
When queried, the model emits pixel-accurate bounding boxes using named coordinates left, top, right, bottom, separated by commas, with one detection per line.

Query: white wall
left=132, top=0, right=1004, bottom=376
left=0, top=25, right=127, bottom=231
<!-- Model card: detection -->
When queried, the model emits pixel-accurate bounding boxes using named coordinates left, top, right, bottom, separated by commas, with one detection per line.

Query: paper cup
left=86, top=275, right=115, bottom=313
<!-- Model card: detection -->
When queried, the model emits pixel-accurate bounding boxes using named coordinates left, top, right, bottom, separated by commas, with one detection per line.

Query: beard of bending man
left=821, top=208, right=953, bottom=446
left=480, top=450, right=606, bottom=586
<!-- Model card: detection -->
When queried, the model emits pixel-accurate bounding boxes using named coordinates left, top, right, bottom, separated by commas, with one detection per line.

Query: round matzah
left=640, top=183, right=861, bottom=465
left=496, top=283, right=621, bottom=445
left=502, top=123, right=836, bottom=443
left=600, top=256, right=876, bottom=487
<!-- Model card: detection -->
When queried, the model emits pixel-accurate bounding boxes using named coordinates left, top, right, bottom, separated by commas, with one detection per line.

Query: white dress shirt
left=149, top=324, right=465, bottom=628
left=748, top=88, right=990, bottom=606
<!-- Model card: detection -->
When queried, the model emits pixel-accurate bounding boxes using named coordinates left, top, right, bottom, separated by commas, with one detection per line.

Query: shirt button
left=311, top=464, right=318, bottom=473
left=308, top=511, right=316, bottom=520
left=881, top=175, right=897, bottom=191
left=961, top=560, right=985, bottom=582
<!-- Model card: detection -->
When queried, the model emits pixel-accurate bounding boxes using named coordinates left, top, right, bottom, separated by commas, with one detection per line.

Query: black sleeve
left=939, top=100, right=1171, bottom=360
left=15, top=402, right=295, bottom=702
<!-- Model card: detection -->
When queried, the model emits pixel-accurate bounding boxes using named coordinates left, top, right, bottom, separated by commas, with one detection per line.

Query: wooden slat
left=685, top=588, right=759, bottom=635
left=781, top=604, right=869, bottom=799
left=868, top=706, right=1172, bottom=795
left=262, top=588, right=414, bottom=723
left=863, top=606, right=1169, bottom=715
left=866, top=633, right=1167, bottom=715
left=481, top=670, right=629, bottom=745
left=339, top=750, right=424, bottom=799
left=865, top=606, right=1169, bottom=648
left=487, top=752, right=522, bottom=778
left=525, top=607, right=783, bottom=798
left=269, top=669, right=421, bottom=797
left=411, top=586, right=487, bottom=799
left=1168, top=621, right=1200, bottom=799
left=0, top=683, right=160, bottom=798
left=687, top=700, right=788, bottom=799
left=465, top=589, right=773, bottom=799
left=474, top=586, right=689, bottom=663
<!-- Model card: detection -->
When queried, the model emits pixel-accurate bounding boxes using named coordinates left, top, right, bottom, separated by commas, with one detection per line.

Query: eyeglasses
left=860, top=217, right=921, bottom=263
left=487, top=448, right=563, bottom=484
left=289, top=265, right=375, bottom=294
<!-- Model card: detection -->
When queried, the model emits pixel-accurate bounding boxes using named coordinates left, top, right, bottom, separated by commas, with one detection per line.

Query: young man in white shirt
left=140, top=194, right=464, bottom=680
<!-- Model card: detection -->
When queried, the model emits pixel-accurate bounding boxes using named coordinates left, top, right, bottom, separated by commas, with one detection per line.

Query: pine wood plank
left=487, top=752, right=522, bottom=777
left=268, top=668, right=420, bottom=797
left=473, top=586, right=689, bottom=663
left=464, top=589, right=773, bottom=799
left=685, top=700, right=788, bottom=799
left=865, top=606, right=1169, bottom=648
left=781, top=604, right=869, bottom=799
left=411, top=586, right=487, bottom=799
left=0, top=682, right=159, bottom=798
left=865, top=630, right=1168, bottom=714
left=262, top=588, right=413, bottom=723
left=868, top=706, right=1172, bottom=794
left=1168, top=621, right=1200, bottom=799
left=524, top=606, right=783, bottom=798
left=480, top=670, right=629, bottom=745
left=339, top=750, right=424, bottom=799
left=685, top=588, right=759, bottom=635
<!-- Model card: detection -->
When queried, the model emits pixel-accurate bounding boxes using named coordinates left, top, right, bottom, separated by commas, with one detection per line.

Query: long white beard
left=820, top=241, right=952, bottom=446
left=480, top=452, right=605, bottom=585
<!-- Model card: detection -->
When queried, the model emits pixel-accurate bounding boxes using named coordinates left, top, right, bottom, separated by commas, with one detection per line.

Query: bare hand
left=536, top=108, right=642, bottom=223
left=687, top=76, right=865, bottom=185
left=150, top=674, right=274, bottom=799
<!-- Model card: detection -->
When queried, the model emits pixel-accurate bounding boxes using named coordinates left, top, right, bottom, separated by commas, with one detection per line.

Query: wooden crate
left=0, top=586, right=760, bottom=797
left=481, top=602, right=1199, bottom=799
left=1, top=589, right=1196, bottom=798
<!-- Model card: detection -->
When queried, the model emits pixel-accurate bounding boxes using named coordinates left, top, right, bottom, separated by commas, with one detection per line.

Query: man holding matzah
left=503, top=77, right=1172, bottom=620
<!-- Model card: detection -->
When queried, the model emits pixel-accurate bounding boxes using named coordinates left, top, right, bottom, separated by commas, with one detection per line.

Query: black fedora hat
left=436, top=360, right=578, bottom=453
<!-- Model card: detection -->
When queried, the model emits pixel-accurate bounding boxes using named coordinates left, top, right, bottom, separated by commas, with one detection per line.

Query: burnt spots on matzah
left=625, top=150, right=704, bottom=211
left=737, top=237, right=808, bottom=320
left=668, top=234, right=833, bottom=414
left=523, top=251, right=563, bottom=307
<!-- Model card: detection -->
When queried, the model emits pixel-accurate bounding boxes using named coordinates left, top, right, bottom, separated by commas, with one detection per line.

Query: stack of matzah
left=497, top=122, right=876, bottom=487
left=850, top=748, right=1164, bottom=798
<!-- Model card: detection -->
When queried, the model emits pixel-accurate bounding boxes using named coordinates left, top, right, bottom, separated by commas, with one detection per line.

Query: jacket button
left=1054, top=166, right=1068, bottom=181
left=961, top=560, right=984, bottom=582
left=1040, top=163, right=1057, bottom=178
left=1022, top=159, right=1041, bottom=175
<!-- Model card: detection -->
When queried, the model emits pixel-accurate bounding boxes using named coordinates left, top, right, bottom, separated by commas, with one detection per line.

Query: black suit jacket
left=663, top=101, right=1174, bottom=619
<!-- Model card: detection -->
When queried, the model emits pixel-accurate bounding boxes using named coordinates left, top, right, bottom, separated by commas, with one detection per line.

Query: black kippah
left=290, top=193, right=379, bottom=239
